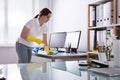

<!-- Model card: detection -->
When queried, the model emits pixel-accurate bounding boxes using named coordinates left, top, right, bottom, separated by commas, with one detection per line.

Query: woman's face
left=43, top=13, right=51, bottom=23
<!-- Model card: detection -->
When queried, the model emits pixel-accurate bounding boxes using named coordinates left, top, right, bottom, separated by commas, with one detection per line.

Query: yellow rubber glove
left=44, top=46, right=54, bottom=55
left=27, top=35, right=43, bottom=44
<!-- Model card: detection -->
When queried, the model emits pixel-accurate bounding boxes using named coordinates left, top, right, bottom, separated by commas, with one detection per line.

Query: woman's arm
left=21, top=26, right=43, bottom=44
left=20, top=26, right=29, bottom=40
left=43, top=33, right=47, bottom=46
left=43, top=33, right=54, bottom=54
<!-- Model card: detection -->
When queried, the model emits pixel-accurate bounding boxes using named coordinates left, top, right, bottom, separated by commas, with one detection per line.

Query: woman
left=16, top=8, right=52, bottom=63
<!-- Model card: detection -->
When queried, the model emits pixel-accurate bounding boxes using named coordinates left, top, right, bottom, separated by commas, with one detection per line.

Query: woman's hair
left=34, top=8, right=52, bottom=18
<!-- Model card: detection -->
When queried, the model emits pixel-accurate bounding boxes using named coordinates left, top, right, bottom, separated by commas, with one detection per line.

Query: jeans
left=16, top=42, right=33, bottom=63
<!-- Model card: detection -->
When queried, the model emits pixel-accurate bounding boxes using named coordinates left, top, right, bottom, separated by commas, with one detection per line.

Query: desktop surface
left=0, top=61, right=120, bottom=80
left=34, top=50, right=87, bottom=55
left=33, top=50, right=88, bottom=61
left=89, top=67, right=120, bottom=77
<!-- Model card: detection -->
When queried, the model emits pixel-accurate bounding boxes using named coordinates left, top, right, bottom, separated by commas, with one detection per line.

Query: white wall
left=0, top=0, right=49, bottom=64
left=50, top=0, right=92, bottom=51
left=0, top=47, right=18, bottom=64
left=0, top=0, right=99, bottom=64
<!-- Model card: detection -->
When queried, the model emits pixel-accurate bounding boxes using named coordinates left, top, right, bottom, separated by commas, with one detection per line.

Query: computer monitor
left=49, top=32, right=66, bottom=51
left=64, top=31, right=81, bottom=53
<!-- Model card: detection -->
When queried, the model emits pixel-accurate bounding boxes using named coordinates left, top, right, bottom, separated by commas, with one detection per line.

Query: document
left=98, top=52, right=107, bottom=62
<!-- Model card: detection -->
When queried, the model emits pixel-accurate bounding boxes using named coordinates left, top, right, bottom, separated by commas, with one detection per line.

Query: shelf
left=87, top=0, right=118, bottom=63
left=88, top=24, right=120, bottom=30
left=88, top=26, right=107, bottom=30
left=89, top=0, right=112, bottom=6
left=87, top=52, right=99, bottom=54
left=87, top=52, right=114, bottom=58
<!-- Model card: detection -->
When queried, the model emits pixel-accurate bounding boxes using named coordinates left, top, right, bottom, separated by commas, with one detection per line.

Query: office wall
left=0, top=0, right=49, bottom=64
left=0, top=0, right=98, bottom=64
left=50, top=0, right=91, bottom=51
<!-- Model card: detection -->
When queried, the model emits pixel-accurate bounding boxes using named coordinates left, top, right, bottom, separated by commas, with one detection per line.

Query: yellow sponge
left=44, top=46, right=54, bottom=54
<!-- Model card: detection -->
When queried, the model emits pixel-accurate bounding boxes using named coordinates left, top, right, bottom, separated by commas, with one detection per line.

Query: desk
left=33, top=52, right=87, bottom=61
left=0, top=61, right=120, bottom=80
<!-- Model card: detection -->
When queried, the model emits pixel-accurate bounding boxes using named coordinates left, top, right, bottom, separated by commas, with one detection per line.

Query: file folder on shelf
left=97, top=31, right=106, bottom=45
left=103, top=1, right=113, bottom=26
left=96, top=6, right=100, bottom=26
left=96, top=4, right=104, bottom=26
left=90, top=6, right=96, bottom=27
left=99, top=4, right=104, bottom=26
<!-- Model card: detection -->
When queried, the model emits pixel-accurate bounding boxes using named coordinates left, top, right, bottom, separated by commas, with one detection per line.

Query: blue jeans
left=16, top=42, right=33, bottom=63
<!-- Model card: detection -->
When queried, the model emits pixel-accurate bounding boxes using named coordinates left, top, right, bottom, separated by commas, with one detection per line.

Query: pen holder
left=66, top=43, right=71, bottom=53
left=66, top=48, right=71, bottom=53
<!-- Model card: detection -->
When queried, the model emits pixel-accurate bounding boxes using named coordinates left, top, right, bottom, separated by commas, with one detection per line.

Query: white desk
left=0, top=62, right=120, bottom=80
left=33, top=52, right=87, bottom=62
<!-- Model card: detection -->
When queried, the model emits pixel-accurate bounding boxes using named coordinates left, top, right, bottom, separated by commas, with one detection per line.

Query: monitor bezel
left=65, top=30, right=81, bottom=49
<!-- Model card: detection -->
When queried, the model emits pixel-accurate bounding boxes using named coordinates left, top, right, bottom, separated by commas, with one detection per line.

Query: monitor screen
left=49, top=32, right=66, bottom=49
left=64, top=31, right=81, bottom=49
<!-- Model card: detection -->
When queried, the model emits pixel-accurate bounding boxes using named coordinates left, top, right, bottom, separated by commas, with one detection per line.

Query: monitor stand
left=66, top=48, right=77, bottom=53
left=71, top=48, right=77, bottom=53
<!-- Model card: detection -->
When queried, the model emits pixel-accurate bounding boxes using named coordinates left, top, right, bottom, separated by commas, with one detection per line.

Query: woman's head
left=39, top=8, right=52, bottom=17
left=35, top=8, right=52, bottom=23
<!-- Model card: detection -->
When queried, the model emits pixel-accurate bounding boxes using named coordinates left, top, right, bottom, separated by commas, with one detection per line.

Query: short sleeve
left=25, top=19, right=34, bottom=29
left=43, top=24, right=48, bottom=34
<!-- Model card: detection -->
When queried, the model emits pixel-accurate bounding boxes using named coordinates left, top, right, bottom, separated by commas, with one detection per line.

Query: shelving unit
left=89, top=24, right=120, bottom=30
left=87, top=0, right=119, bottom=62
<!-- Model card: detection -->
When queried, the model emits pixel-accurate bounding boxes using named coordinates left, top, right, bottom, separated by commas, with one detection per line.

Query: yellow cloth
left=44, top=46, right=54, bottom=54
left=27, top=35, right=43, bottom=44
